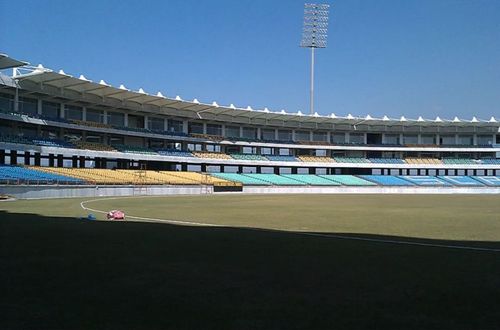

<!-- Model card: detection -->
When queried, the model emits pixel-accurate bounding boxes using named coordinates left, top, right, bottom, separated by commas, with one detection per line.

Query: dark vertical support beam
left=201, top=164, right=207, bottom=172
left=57, top=155, right=63, bottom=167
left=24, top=151, right=30, bottom=165
left=11, top=150, right=17, bottom=165
left=309, top=167, right=315, bottom=174
left=79, top=156, right=85, bottom=168
left=256, top=166, right=261, bottom=174
left=181, top=163, right=188, bottom=172
left=49, top=154, right=55, bottom=167
left=72, top=156, right=78, bottom=168
left=34, top=153, right=41, bottom=166
left=0, top=150, right=5, bottom=165
left=291, top=167, right=298, bottom=174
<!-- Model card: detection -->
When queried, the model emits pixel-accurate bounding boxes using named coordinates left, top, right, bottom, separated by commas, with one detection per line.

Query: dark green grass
left=1, top=195, right=500, bottom=329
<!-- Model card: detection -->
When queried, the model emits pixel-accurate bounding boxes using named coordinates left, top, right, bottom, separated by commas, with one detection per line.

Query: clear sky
left=1, top=0, right=499, bottom=119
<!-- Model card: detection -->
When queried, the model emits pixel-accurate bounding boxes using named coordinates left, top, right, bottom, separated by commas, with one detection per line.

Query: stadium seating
left=112, top=145, right=158, bottom=155
left=405, top=158, right=443, bottom=165
left=159, top=171, right=236, bottom=185
left=281, top=174, right=341, bottom=185
left=360, top=175, right=414, bottom=186
left=0, top=134, right=31, bottom=145
left=399, top=176, right=451, bottom=186
left=32, top=138, right=75, bottom=148
left=211, top=173, right=271, bottom=185
left=265, top=155, right=298, bottom=162
left=442, top=158, right=477, bottom=165
left=192, top=151, right=233, bottom=160
left=74, top=141, right=117, bottom=152
left=334, top=157, right=371, bottom=164
left=471, top=176, right=500, bottom=186
left=190, top=133, right=225, bottom=142
left=480, top=159, right=500, bottom=164
left=156, top=149, right=194, bottom=157
left=438, top=176, right=484, bottom=186
left=242, top=174, right=307, bottom=185
left=36, top=167, right=158, bottom=185
left=70, top=119, right=112, bottom=129
left=0, top=165, right=83, bottom=184
left=318, top=175, right=376, bottom=186
left=297, top=155, right=335, bottom=163
left=230, top=153, right=268, bottom=161
left=368, top=158, right=405, bottom=164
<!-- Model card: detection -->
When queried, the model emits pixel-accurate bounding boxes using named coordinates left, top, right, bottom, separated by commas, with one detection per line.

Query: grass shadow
left=1, top=210, right=499, bottom=330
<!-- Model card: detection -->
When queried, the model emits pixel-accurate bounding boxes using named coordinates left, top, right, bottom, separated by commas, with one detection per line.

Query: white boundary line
left=80, top=197, right=500, bottom=253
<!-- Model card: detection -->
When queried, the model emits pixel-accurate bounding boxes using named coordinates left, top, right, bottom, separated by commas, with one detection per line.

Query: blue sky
left=1, top=0, right=499, bottom=119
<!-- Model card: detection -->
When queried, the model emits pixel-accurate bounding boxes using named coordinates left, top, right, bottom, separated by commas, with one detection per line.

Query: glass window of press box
left=403, top=135, right=418, bottom=144
left=278, top=130, right=292, bottom=141
left=42, top=101, right=60, bottom=118
left=225, top=126, right=240, bottom=138
left=65, top=105, right=83, bottom=120
left=349, top=133, right=364, bottom=144
left=0, top=93, right=14, bottom=111
left=458, top=135, right=473, bottom=145
left=86, top=109, right=104, bottom=123
left=313, top=132, right=327, bottom=142
left=107, top=112, right=125, bottom=126
left=384, top=134, right=399, bottom=145
left=477, top=135, right=493, bottom=145
left=261, top=129, right=275, bottom=141
left=206, top=124, right=222, bottom=136
left=128, top=114, right=144, bottom=129
left=148, top=117, right=164, bottom=131
left=167, top=119, right=183, bottom=133
left=295, top=130, right=310, bottom=141
left=19, top=97, right=38, bottom=115
left=188, top=122, right=203, bottom=134
left=440, top=135, right=456, bottom=145
left=331, top=133, right=346, bottom=144
left=242, top=127, right=257, bottom=139
left=421, top=135, right=436, bottom=144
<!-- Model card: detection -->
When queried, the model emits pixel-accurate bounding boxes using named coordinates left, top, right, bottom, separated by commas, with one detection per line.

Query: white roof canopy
left=5, top=55, right=499, bottom=129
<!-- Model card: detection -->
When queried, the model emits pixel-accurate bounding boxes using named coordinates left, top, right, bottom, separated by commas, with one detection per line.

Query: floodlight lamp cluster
left=300, top=3, right=330, bottom=48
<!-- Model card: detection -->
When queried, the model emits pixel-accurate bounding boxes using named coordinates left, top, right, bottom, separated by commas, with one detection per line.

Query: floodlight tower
left=300, top=3, right=330, bottom=115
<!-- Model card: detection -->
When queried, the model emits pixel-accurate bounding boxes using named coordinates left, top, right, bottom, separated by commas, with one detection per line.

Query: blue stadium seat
left=471, top=176, right=500, bottom=186
left=0, top=165, right=84, bottom=184
left=400, top=176, right=451, bottom=186
left=438, top=176, right=484, bottom=186
left=360, top=175, right=414, bottom=186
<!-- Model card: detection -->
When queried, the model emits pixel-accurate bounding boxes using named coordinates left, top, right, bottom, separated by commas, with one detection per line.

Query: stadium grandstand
left=0, top=53, right=499, bottom=197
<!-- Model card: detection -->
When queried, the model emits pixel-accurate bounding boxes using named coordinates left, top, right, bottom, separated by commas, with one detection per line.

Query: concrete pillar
left=103, top=110, right=108, bottom=124
left=82, top=107, right=87, bottom=121
left=144, top=115, right=149, bottom=129
left=14, top=88, right=19, bottom=112
left=124, top=113, right=128, bottom=127
left=37, top=99, right=42, bottom=115
left=60, top=103, right=65, bottom=119
left=203, top=123, right=207, bottom=134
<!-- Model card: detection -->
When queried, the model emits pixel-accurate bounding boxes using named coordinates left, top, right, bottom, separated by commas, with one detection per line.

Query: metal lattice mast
left=300, top=3, right=330, bottom=115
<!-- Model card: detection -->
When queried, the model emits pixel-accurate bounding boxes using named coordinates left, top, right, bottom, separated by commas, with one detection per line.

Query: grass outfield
left=2, top=194, right=500, bottom=240
left=1, top=194, right=500, bottom=329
